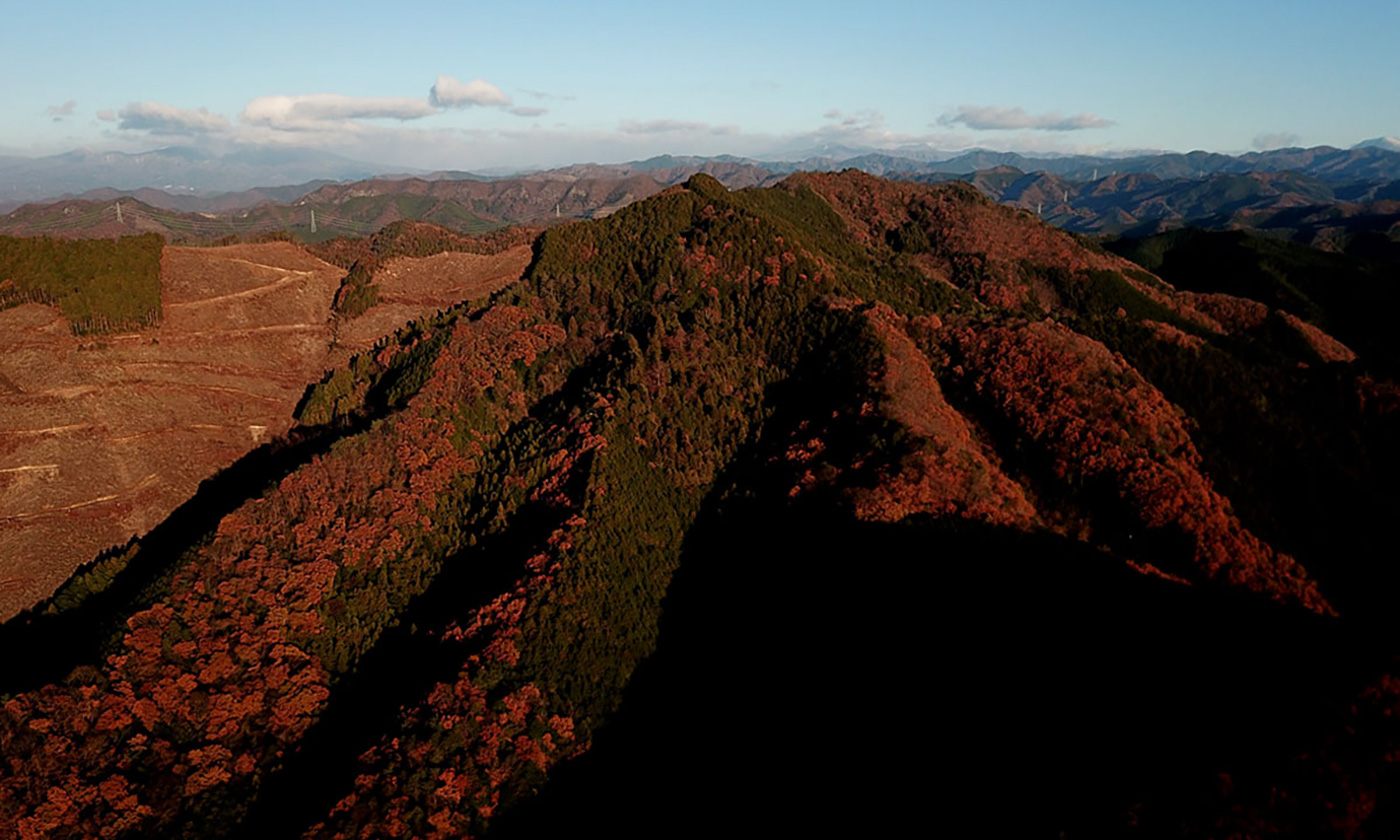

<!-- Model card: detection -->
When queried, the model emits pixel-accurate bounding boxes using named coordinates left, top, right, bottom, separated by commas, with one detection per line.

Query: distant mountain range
left=0, top=146, right=398, bottom=209
left=6, top=141, right=1400, bottom=214
left=26, top=181, right=343, bottom=214
left=528, top=143, right=1400, bottom=186
left=1354, top=136, right=1400, bottom=152
left=5, top=143, right=1400, bottom=259
left=909, top=166, right=1400, bottom=255
left=0, top=162, right=785, bottom=241
left=902, top=143, right=1400, bottom=182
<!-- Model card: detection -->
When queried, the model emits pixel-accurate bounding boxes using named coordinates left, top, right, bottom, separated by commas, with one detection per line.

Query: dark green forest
left=0, top=233, right=163, bottom=334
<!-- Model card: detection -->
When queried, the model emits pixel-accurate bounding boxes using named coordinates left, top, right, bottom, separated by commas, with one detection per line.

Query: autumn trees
left=3, top=170, right=1397, bottom=839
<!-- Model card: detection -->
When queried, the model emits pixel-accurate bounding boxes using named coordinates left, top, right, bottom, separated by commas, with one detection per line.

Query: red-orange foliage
left=850, top=303, right=1037, bottom=527
left=1143, top=319, right=1207, bottom=352
left=790, top=171, right=1138, bottom=308
left=0, top=302, right=569, bottom=838
left=4, top=167, right=1383, bottom=840
left=945, top=318, right=1332, bottom=614
left=307, top=432, right=600, bottom=840
left=1181, top=292, right=1270, bottom=334
left=1278, top=311, right=1358, bottom=364
left=788, top=171, right=1249, bottom=333
left=310, top=681, right=573, bottom=840
left=1356, top=376, right=1400, bottom=418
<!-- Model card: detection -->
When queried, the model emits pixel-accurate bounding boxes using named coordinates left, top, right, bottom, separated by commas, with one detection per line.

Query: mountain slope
left=0, top=233, right=533, bottom=621
left=1, top=172, right=1396, bottom=839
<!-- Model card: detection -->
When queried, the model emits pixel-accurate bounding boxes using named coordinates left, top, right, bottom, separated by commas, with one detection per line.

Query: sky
left=2, top=0, right=1398, bottom=171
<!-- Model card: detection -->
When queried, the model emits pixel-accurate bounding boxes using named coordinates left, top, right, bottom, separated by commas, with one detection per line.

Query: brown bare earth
left=329, top=246, right=533, bottom=366
left=0, top=242, right=529, bottom=618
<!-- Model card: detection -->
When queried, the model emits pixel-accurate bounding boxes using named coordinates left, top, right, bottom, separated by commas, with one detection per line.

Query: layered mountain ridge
left=8, top=149, right=1399, bottom=270
left=1, top=172, right=1397, bottom=838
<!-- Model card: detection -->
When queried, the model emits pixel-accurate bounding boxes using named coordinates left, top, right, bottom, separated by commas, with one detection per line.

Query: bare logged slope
left=329, top=246, right=533, bottom=367
left=0, top=239, right=530, bottom=618
left=0, top=244, right=340, bottom=617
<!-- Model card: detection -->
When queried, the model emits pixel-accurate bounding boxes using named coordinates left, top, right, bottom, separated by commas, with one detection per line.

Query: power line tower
left=310, top=209, right=317, bottom=234
left=115, top=202, right=122, bottom=224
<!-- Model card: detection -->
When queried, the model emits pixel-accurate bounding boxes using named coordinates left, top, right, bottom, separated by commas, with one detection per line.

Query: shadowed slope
left=0, top=172, right=1395, bottom=839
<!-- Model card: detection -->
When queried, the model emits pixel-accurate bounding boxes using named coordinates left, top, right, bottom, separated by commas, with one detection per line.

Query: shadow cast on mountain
left=487, top=501, right=1382, bottom=839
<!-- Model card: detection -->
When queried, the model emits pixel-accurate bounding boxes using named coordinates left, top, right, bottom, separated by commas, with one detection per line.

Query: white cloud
left=806, top=109, right=898, bottom=146
left=86, top=91, right=1129, bottom=175
left=616, top=120, right=741, bottom=137
left=96, top=109, right=116, bottom=122
left=937, top=105, right=1113, bottom=132
left=240, top=94, right=437, bottom=131
left=77, top=112, right=1131, bottom=176
left=118, top=101, right=231, bottom=135
left=620, top=119, right=713, bottom=135
left=1252, top=132, right=1301, bottom=150
left=521, top=88, right=576, bottom=102
left=429, top=76, right=511, bottom=108
left=47, top=100, right=77, bottom=119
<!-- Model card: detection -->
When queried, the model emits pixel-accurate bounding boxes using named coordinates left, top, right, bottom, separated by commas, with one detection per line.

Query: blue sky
left=2, top=0, right=1397, bottom=169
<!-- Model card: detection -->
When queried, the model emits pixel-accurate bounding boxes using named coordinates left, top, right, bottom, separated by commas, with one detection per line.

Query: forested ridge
left=2, top=172, right=1398, bottom=838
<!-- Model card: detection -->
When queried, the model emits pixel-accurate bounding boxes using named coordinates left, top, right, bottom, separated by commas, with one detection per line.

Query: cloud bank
left=117, top=101, right=231, bottom=135
left=1252, top=132, right=1301, bottom=150
left=429, top=76, right=511, bottom=108
left=520, top=88, right=576, bottom=102
left=90, top=77, right=1122, bottom=173
left=47, top=100, right=77, bottom=120
left=241, top=94, right=438, bottom=131
left=105, top=73, right=528, bottom=144
left=938, top=105, right=1113, bottom=132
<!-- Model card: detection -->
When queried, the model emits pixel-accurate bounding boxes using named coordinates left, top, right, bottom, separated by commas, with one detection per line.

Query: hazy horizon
left=4, top=0, right=1397, bottom=172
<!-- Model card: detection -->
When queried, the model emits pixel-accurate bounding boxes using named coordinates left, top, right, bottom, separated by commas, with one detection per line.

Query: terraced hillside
left=0, top=238, right=530, bottom=619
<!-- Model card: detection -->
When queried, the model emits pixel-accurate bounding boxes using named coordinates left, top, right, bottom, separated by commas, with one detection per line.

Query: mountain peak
left=1353, top=136, right=1400, bottom=151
